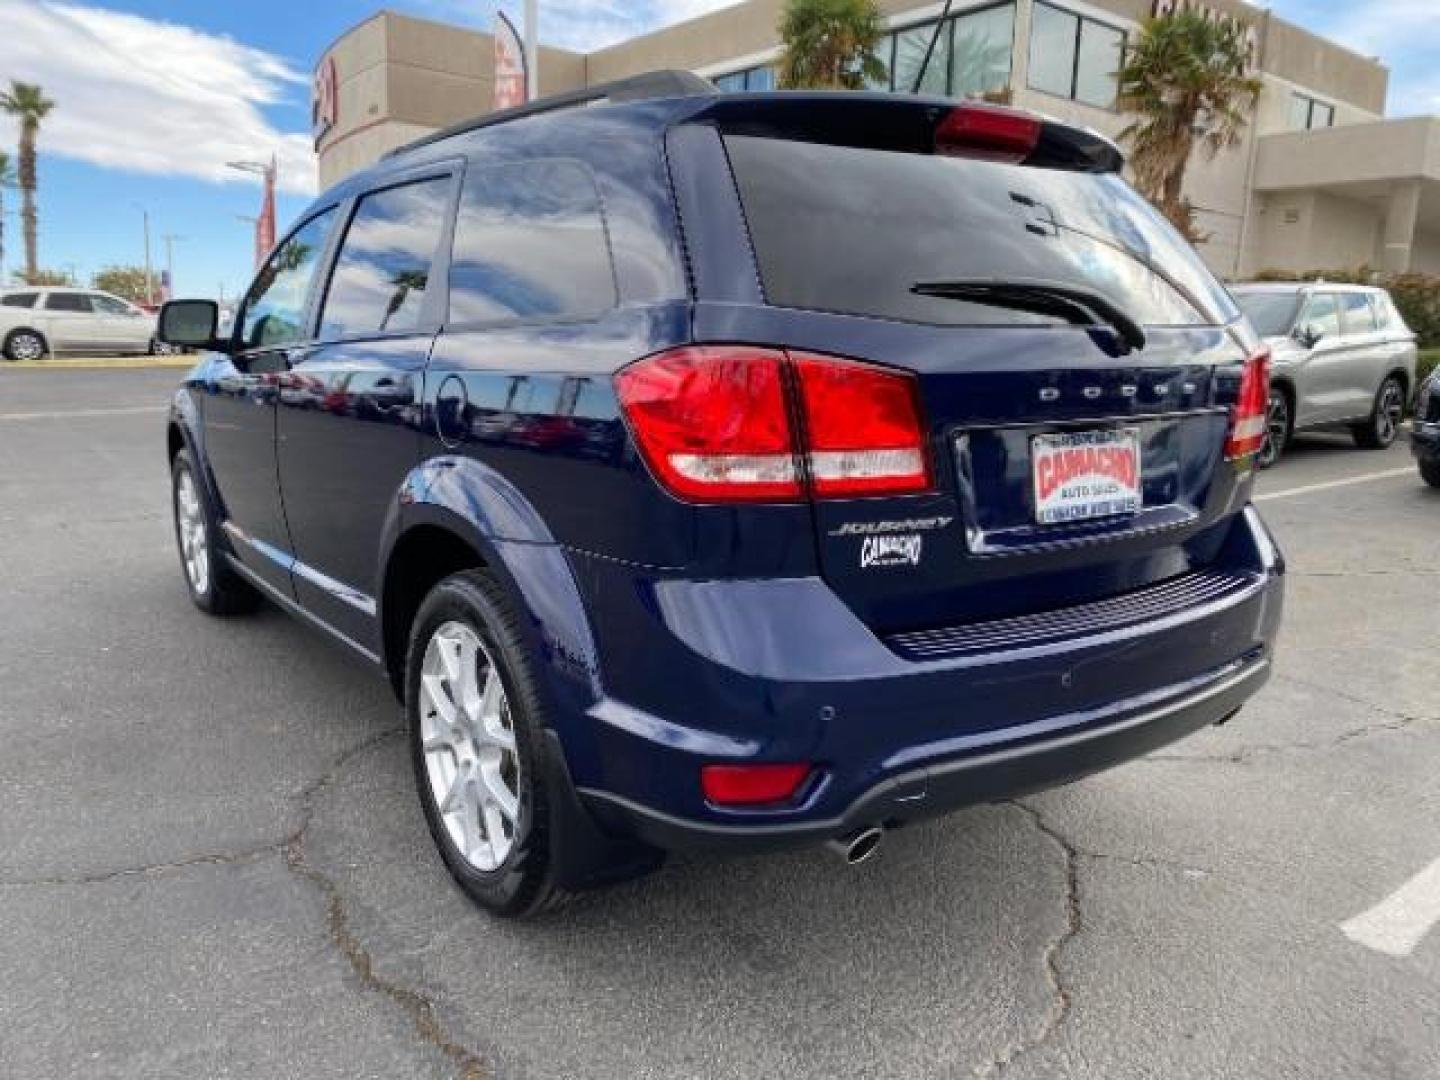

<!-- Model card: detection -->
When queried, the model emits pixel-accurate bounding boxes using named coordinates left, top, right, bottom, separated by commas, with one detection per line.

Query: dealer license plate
left=1031, top=428, right=1142, bottom=524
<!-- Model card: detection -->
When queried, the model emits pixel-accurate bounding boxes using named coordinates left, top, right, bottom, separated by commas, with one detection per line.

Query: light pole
left=162, top=233, right=185, bottom=297
left=132, top=202, right=154, bottom=305
left=228, top=157, right=277, bottom=270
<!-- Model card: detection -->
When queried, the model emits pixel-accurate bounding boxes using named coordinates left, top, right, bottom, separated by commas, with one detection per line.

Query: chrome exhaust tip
left=827, top=826, right=884, bottom=866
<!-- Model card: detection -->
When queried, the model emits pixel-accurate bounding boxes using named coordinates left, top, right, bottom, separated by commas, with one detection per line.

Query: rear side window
left=45, top=293, right=93, bottom=313
left=723, top=135, right=1237, bottom=328
left=1340, top=291, right=1377, bottom=335
left=2, top=292, right=37, bottom=308
left=319, top=177, right=451, bottom=340
left=448, top=159, right=616, bottom=326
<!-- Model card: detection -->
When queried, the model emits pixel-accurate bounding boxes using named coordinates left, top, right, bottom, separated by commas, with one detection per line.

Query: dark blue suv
left=160, top=73, right=1284, bottom=916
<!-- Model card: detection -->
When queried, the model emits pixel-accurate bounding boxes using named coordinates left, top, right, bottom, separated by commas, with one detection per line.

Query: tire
left=1421, top=458, right=1440, bottom=489
left=406, top=569, right=567, bottom=917
left=3, top=329, right=47, bottom=362
left=1352, top=376, right=1405, bottom=450
left=150, top=338, right=179, bottom=357
left=170, top=449, right=260, bottom=615
left=1258, top=387, right=1290, bottom=469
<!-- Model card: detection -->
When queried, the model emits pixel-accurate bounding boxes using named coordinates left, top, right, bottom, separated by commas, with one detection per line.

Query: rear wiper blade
left=909, top=277, right=1147, bottom=353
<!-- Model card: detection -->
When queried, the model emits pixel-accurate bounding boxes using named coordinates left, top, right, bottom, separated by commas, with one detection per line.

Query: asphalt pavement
left=2, top=365, right=1437, bottom=1079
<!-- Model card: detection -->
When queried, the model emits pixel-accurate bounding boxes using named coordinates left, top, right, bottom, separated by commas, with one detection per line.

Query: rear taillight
left=792, top=353, right=931, bottom=497
left=1224, top=349, right=1271, bottom=461
left=616, top=347, right=932, bottom=503
left=934, top=103, right=1041, bottom=163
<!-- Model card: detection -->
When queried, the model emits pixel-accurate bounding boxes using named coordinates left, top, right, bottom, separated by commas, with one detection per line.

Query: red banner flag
left=494, top=11, right=528, bottom=111
left=255, top=156, right=276, bottom=270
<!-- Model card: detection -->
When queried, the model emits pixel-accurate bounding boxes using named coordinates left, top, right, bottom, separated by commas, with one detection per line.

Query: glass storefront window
left=1028, top=1, right=1125, bottom=108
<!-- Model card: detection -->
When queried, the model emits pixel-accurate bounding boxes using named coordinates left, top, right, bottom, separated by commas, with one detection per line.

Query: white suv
left=0, top=287, right=165, bottom=360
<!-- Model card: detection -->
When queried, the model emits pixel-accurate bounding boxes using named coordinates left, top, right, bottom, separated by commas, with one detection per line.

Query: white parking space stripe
left=1341, top=856, right=1440, bottom=958
left=0, top=405, right=165, bottom=422
left=1256, top=467, right=1416, bottom=503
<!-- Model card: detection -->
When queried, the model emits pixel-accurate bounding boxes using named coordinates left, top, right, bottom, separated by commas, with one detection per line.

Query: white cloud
left=0, top=0, right=317, bottom=195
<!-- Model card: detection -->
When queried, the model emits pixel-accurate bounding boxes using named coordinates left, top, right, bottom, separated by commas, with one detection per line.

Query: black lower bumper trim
left=580, top=656, right=1270, bottom=854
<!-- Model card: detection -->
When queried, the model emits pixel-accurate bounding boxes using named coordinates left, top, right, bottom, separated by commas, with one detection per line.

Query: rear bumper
left=560, top=506, right=1284, bottom=853
left=582, top=653, right=1268, bottom=852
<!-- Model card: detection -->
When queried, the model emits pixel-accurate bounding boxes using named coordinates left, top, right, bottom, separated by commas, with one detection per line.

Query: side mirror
left=158, top=300, right=227, bottom=351
left=1293, top=325, right=1321, bottom=349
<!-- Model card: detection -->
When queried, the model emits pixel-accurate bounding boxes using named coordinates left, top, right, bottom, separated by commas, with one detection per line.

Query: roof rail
left=387, top=69, right=717, bottom=158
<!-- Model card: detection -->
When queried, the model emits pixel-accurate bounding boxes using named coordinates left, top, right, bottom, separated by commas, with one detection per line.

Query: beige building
left=313, top=1, right=1440, bottom=279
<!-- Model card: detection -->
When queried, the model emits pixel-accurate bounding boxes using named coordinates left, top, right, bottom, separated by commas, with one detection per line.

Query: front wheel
left=1420, top=458, right=1440, bottom=489
left=4, top=329, right=46, bottom=362
left=1352, top=376, right=1405, bottom=450
left=406, top=570, right=565, bottom=917
left=171, top=450, right=259, bottom=614
left=1258, top=388, right=1290, bottom=469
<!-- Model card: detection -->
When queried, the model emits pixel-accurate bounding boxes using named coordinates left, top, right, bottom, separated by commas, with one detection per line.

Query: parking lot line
left=1256, top=467, right=1416, bottom=503
left=1341, top=856, right=1440, bottom=958
left=0, top=405, right=165, bottom=422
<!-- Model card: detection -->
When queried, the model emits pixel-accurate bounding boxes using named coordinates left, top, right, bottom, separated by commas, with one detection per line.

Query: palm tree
left=1, top=82, right=56, bottom=284
left=1117, top=12, right=1260, bottom=241
left=0, top=152, right=14, bottom=283
left=778, top=0, right=887, bottom=91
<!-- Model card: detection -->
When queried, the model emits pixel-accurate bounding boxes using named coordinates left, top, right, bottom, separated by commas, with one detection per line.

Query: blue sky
left=0, top=0, right=1433, bottom=302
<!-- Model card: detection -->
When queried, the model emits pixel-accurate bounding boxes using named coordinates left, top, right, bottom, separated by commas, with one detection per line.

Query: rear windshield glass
left=1234, top=291, right=1301, bottom=337
left=723, top=135, right=1238, bottom=328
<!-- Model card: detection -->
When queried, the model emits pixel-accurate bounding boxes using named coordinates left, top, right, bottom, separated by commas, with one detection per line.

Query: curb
left=1, top=356, right=195, bottom=371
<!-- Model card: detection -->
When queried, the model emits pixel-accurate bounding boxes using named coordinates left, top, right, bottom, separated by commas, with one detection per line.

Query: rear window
left=724, top=135, right=1238, bottom=328
left=1234, top=291, right=1301, bottom=337
left=2, top=292, right=37, bottom=309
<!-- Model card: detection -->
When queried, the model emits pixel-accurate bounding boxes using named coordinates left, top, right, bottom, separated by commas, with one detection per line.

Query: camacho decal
left=860, top=534, right=923, bottom=568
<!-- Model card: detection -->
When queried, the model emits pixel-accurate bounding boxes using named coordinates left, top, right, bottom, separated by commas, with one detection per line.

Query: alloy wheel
left=1376, top=381, right=1404, bottom=446
left=174, top=469, right=210, bottom=597
left=419, top=621, right=523, bottom=873
left=1260, top=391, right=1288, bottom=468
left=7, top=332, right=44, bottom=361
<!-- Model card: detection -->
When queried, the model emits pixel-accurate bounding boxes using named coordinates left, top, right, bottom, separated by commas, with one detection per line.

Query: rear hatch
left=689, top=96, right=1261, bottom=636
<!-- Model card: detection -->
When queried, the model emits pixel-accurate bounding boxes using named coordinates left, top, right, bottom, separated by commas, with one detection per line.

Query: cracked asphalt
left=2, top=366, right=1438, bottom=1079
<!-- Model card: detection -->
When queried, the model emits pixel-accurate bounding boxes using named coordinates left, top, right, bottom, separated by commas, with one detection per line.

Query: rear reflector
left=1224, top=348, right=1271, bottom=461
left=616, top=347, right=932, bottom=503
left=701, top=763, right=812, bottom=807
left=934, top=103, right=1042, bottom=163
left=792, top=354, right=931, bottom=497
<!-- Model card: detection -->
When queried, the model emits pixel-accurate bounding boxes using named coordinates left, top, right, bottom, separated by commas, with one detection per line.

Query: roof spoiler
left=389, top=69, right=718, bottom=158
left=685, top=93, right=1124, bottom=174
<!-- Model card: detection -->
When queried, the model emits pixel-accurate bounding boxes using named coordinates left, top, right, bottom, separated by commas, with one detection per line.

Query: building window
left=713, top=65, right=775, bottom=92
left=1028, top=2, right=1125, bottom=109
left=1289, top=92, right=1334, bottom=130
left=872, top=2, right=1016, bottom=98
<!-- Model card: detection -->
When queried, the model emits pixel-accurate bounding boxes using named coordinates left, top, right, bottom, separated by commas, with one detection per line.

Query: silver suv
left=0, top=287, right=164, bottom=361
left=1231, top=283, right=1417, bottom=467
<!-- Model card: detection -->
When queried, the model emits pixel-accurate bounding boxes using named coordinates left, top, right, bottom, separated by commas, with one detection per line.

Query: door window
left=448, top=159, right=617, bottom=325
left=318, top=177, right=451, bottom=340
left=1340, top=291, right=1377, bottom=335
left=1299, top=293, right=1341, bottom=342
left=44, top=293, right=94, bottom=313
left=239, top=209, right=337, bottom=350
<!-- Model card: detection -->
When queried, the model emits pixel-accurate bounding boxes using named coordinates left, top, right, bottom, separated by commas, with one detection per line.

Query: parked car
left=1412, top=368, right=1440, bottom=487
left=1230, top=282, right=1416, bottom=467
left=0, top=286, right=170, bottom=360
left=160, top=73, right=1285, bottom=917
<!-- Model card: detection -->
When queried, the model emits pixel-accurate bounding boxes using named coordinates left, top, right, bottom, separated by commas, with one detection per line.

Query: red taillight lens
left=934, top=103, right=1042, bottom=163
left=617, top=347, right=932, bottom=503
left=1225, top=348, right=1271, bottom=461
left=614, top=346, right=802, bottom=502
left=793, top=354, right=932, bottom=497
left=701, top=763, right=812, bottom=807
